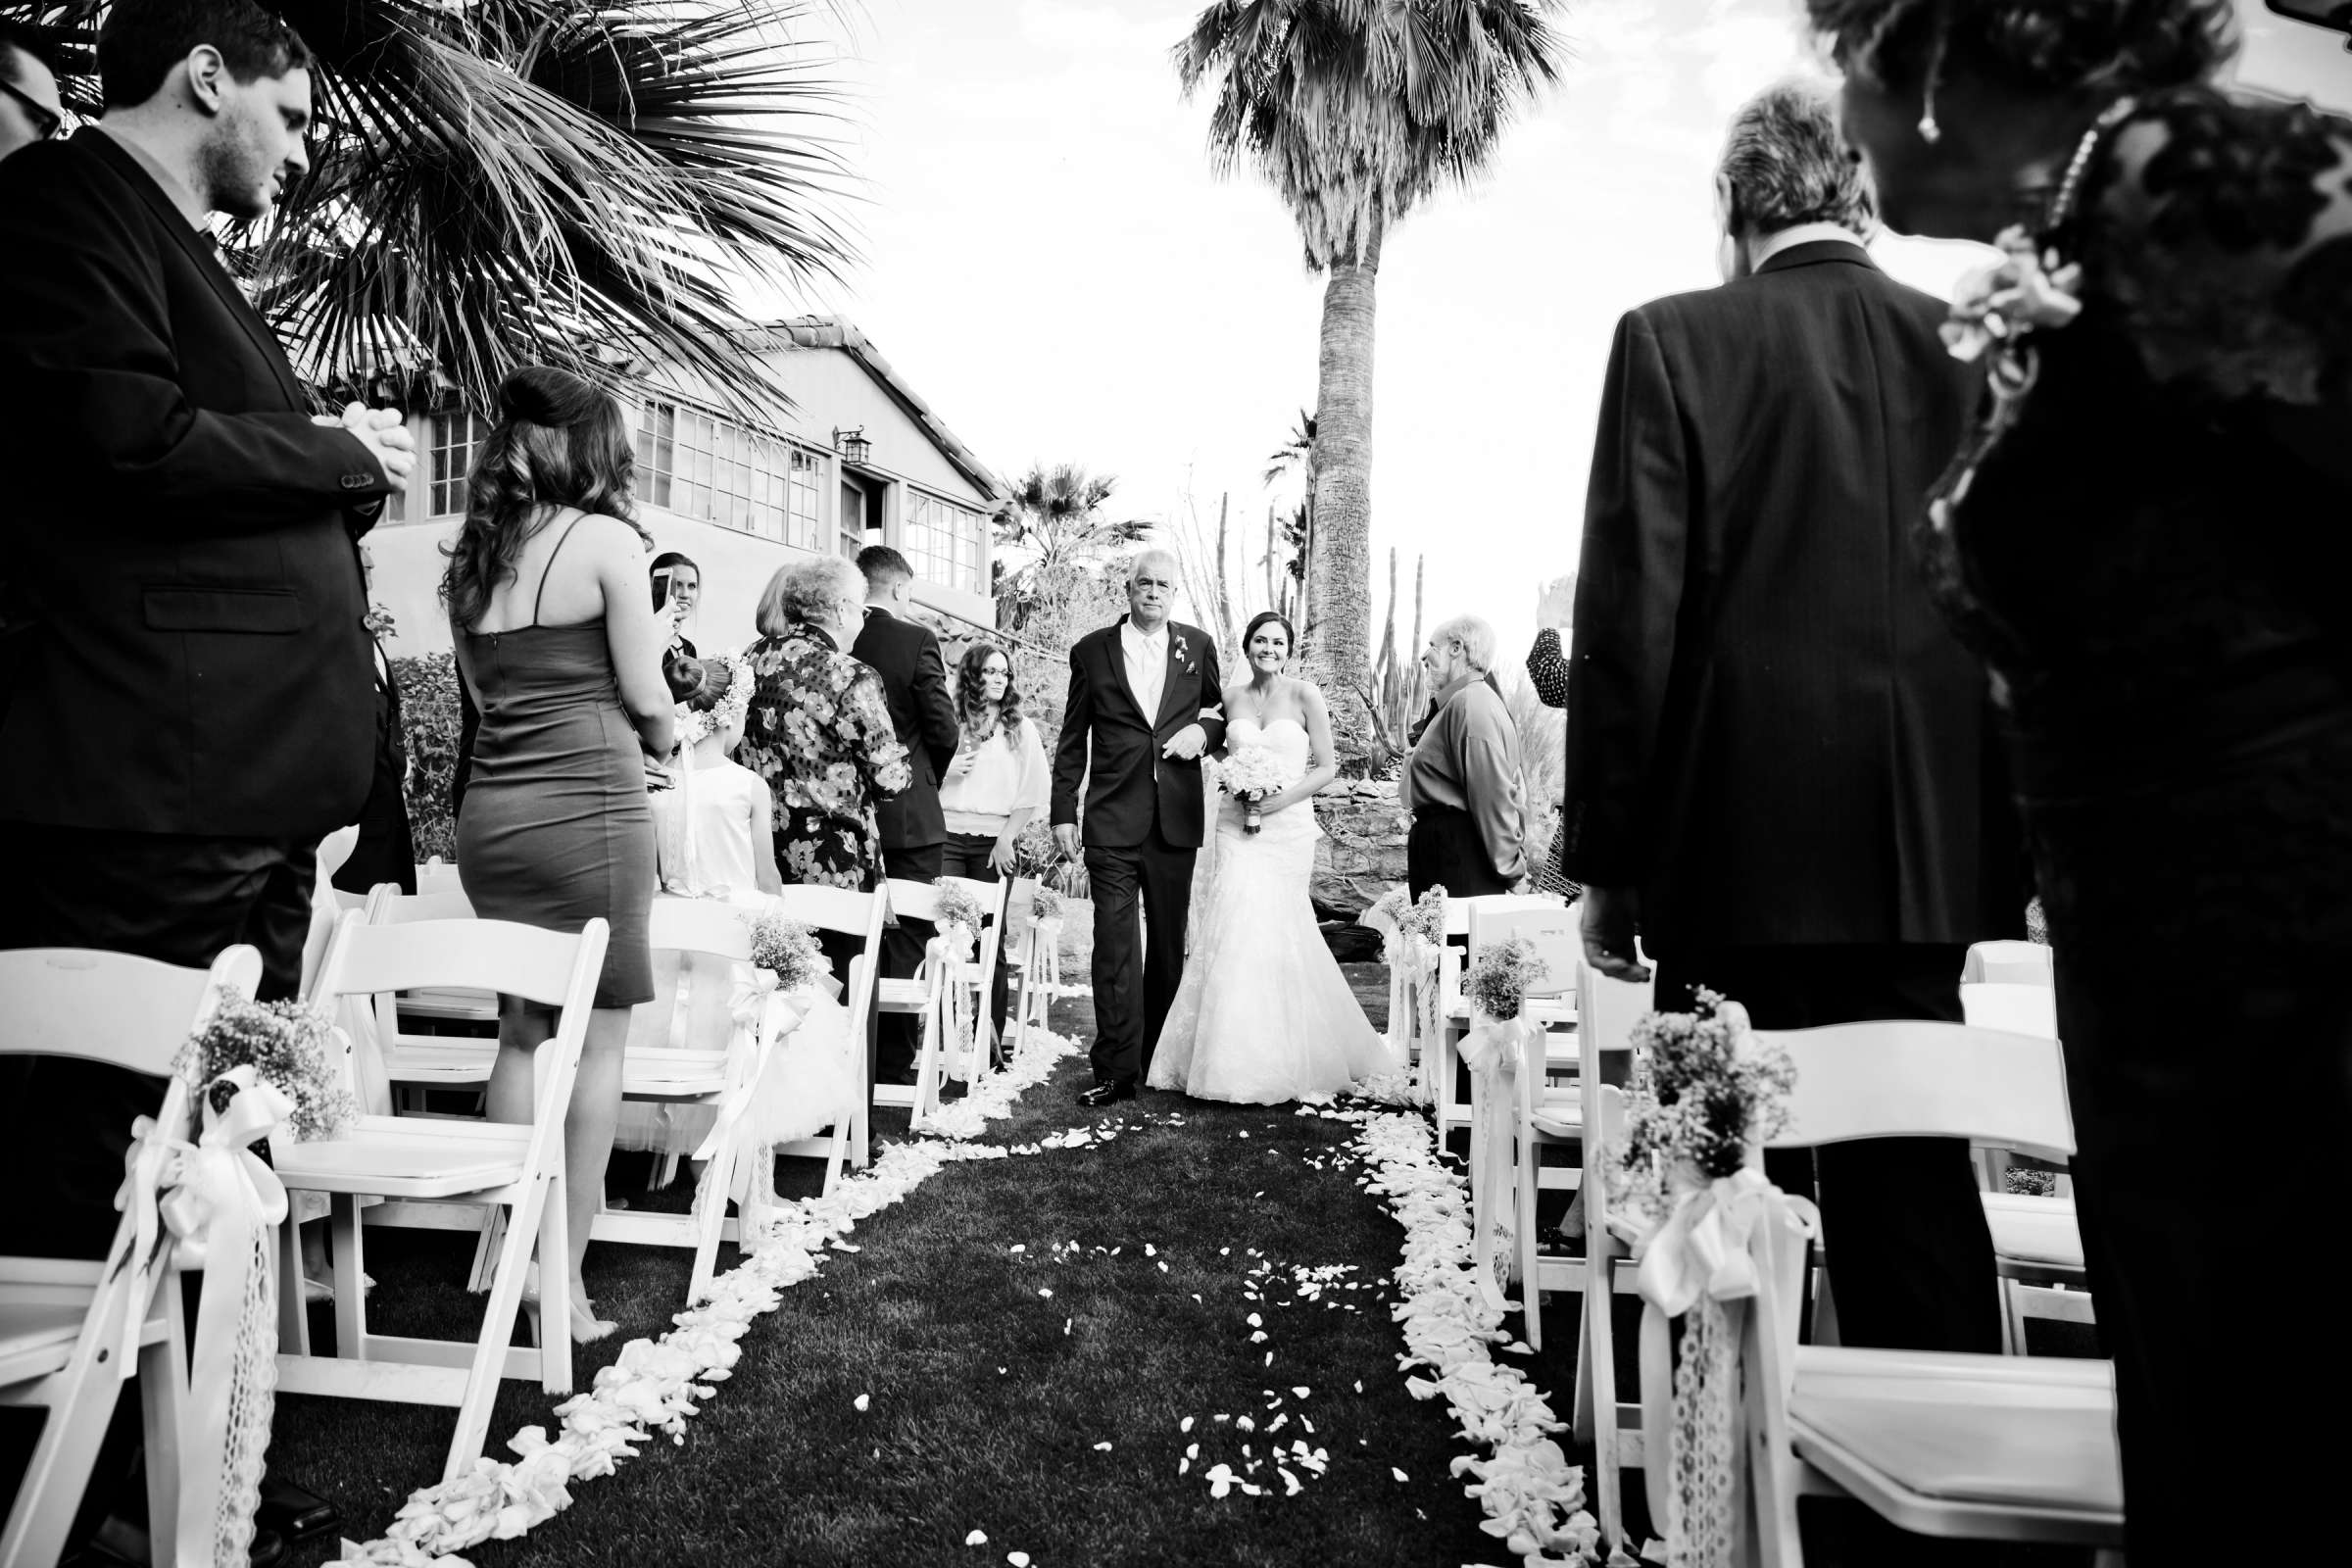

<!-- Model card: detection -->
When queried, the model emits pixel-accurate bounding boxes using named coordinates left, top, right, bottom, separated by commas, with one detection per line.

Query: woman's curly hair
left=1806, top=0, right=2237, bottom=97
left=956, top=640, right=1025, bottom=740
left=439, top=365, right=646, bottom=631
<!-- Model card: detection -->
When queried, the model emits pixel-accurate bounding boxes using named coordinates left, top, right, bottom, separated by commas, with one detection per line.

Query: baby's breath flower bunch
left=934, top=883, right=986, bottom=937
left=175, top=991, right=355, bottom=1142
left=747, top=909, right=825, bottom=993
left=1030, top=885, right=1062, bottom=921
left=1465, top=932, right=1548, bottom=1020
left=1621, top=989, right=1795, bottom=1186
left=1400, top=884, right=1447, bottom=946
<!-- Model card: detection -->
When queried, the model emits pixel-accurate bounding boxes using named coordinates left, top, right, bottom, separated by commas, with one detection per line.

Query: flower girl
left=618, top=654, right=856, bottom=1183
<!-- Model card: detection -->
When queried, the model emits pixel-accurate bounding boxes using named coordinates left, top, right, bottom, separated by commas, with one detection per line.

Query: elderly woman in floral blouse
left=742, top=556, right=911, bottom=893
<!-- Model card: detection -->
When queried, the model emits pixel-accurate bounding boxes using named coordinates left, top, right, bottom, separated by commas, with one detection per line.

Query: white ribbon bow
left=116, top=1065, right=295, bottom=1568
left=924, top=922, right=977, bottom=1080
left=691, top=969, right=808, bottom=1168
left=1632, top=1168, right=1818, bottom=1567
left=1457, top=1010, right=1541, bottom=1309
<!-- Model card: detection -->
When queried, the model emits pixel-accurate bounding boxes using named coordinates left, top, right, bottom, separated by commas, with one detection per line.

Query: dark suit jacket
left=333, top=642, right=418, bottom=897
left=1051, top=618, right=1228, bottom=850
left=851, top=605, right=960, bottom=851
left=1560, top=239, right=2021, bottom=953
left=0, top=128, right=391, bottom=838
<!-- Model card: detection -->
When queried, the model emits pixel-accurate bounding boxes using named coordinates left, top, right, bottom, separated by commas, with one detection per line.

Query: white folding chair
left=1742, top=1020, right=2122, bottom=1562
left=872, top=876, right=1000, bottom=1129
left=1458, top=905, right=1581, bottom=1333
left=1961, top=940, right=2054, bottom=987
left=773, top=884, right=885, bottom=1168
left=0, top=945, right=259, bottom=1568
left=414, top=858, right=466, bottom=897
left=1958, top=964, right=2091, bottom=1352
left=273, top=909, right=606, bottom=1483
left=1429, top=892, right=1571, bottom=1142
left=594, top=897, right=847, bottom=1301
left=1565, top=959, right=1655, bottom=1559
left=361, top=887, right=502, bottom=1111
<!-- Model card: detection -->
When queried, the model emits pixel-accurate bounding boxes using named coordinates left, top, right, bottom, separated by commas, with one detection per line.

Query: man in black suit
left=1562, top=81, right=2017, bottom=1358
left=1052, top=549, right=1227, bottom=1104
left=851, top=545, right=962, bottom=1082
left=0, top=3, right=412, bottom=1552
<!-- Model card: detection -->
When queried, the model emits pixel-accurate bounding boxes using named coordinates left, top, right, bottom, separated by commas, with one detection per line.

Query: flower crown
left=675, top=649, right=755, bottom=747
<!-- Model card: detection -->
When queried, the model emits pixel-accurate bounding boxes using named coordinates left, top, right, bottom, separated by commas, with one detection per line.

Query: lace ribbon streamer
left=924, top=921, right=977, bottom=1083
left=1633, top=1168, right=1818, bottom=1568
left=116, top=1065, right=295, bottom=1568
left=1456, top=1009, right=1540, bottom=1309
left=1402, top=933, right=1444, bottom=1102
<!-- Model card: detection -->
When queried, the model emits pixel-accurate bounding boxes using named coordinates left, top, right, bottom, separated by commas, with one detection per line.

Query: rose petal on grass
left=1093, top=1442, right=1112, bottom=1452
left=965, top=1530, right=988, bottom=1546
left=854, top=1394, right=870, bottom=1412
left=1392, top=1467, right=1409, bottom=1482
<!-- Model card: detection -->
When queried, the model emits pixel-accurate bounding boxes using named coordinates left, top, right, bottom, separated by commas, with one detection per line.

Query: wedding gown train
left=1149, top=716, right=1392, bottom=1103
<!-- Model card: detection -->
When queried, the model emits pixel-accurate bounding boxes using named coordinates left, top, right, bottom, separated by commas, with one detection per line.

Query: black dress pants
left=939, top=830, right=1013, bottom=1042
left=875, top=841, right=942, bottom=1079
left=1084, top=820, right=1196, bottom=1087
left=1652, top=944, right=2002, bottom=1357
left=1406, top=804, right=1512, bottom=901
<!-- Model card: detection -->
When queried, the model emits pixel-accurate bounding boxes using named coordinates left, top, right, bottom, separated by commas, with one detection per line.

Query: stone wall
left=1309, top=778, right=1411, bottom=920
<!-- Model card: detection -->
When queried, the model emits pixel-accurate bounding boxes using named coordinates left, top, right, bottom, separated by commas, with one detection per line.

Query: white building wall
left=367, top=338, right=1000, bottom=659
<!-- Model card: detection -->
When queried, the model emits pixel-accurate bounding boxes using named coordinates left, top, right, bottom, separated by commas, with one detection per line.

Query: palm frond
left=1173, top=0, right=1567, bottom=270
left=4, top=0, right=864, bottom=425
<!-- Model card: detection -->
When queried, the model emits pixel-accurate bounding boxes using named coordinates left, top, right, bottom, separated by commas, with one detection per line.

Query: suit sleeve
left=1051, top=642, right=1093, bottom=828
left=1194, top=636, right=1227, bottom=753
left=912, top=632, right=961, bottom=779
left=1561, top=309, right=1690, bottom=889
left=0, top=158, right=389, bottom=533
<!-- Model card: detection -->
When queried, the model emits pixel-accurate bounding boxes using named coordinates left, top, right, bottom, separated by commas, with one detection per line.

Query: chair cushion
left=0, top=1298, right=85, bottom=1387
left=1982, top=1193, right=2084, bottom=1270
left=1789, top=1346, right=2121, bottom=1515
left=622, top=1048, right=729, bottom=1098
left=875, top=978, right=928, bottom=1010
left=274, top=1115, right=532, bottom=1198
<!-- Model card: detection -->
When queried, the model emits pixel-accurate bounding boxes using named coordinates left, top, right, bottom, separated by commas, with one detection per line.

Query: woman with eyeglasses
left=739, top=555, right=911, bottom=896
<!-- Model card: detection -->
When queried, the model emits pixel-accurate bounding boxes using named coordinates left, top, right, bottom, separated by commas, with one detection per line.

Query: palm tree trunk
left=1305, top=209, right=1382, bottom=764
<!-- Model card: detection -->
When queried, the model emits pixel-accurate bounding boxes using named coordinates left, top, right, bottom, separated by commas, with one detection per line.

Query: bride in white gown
left=1151, top=612, right=1392, bottom=1103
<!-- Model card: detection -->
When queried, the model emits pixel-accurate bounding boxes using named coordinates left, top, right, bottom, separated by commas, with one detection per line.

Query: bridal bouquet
left=1210, top=743, right=1300, bottom=835
left=175, top=991, right=355, bottom=1142
left=747, top=909, right=826, bottom=994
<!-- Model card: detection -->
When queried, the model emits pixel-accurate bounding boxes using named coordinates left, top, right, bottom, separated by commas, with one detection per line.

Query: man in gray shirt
left=1400, top=613, right=1526, bottom=899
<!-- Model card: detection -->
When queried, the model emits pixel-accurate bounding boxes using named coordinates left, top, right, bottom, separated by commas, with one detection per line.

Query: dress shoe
left=1074, top=1081, right=1134, bottom=1107
left=258, top=1475, right=342, bottom=1544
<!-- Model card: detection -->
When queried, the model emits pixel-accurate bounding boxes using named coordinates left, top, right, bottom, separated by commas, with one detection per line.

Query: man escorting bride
left=1150, top=610, right=1391, bottom=1103
left=1054, top=558, right=1386, bottom=1107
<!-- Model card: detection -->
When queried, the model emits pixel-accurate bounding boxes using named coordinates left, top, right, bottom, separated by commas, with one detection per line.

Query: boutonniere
left=1171, top=632, right=1195, bottom=673
left=1941, top=224, right=2083, bottom=368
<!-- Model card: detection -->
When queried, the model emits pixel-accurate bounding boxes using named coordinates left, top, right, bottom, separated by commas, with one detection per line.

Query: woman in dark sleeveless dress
left=1809, top=3, right=2351, bottom=1558
left=443, top=366, right=674, bottom=1342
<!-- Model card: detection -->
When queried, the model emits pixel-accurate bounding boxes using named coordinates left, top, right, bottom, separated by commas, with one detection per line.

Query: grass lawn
left=275, top=973, right=1532, bottom=1567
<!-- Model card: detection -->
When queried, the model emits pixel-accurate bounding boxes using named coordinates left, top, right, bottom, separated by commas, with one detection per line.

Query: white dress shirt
left=1120, top=619, right=1168, bottom=720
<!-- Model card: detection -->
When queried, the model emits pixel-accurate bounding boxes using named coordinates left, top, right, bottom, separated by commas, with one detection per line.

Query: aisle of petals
left=1327, top=1087, right=1605, bottom=1567
left=339, top=1028, right=1085, bottom=1567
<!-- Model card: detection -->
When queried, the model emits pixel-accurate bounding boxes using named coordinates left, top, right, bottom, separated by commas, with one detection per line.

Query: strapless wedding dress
left=1149, top=717, right=1391, bottom=1103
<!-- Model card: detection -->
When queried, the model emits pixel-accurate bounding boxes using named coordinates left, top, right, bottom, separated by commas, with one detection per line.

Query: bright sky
left=789, top=0, right=2352, bottom=664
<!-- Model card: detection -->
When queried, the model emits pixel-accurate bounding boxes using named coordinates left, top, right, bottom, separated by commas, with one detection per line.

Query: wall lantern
left=834, top=426, right=871, bottom=466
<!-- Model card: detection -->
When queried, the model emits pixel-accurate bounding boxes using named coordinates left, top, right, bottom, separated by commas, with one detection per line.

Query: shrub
left=394, top=652, right=465, bottom=862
